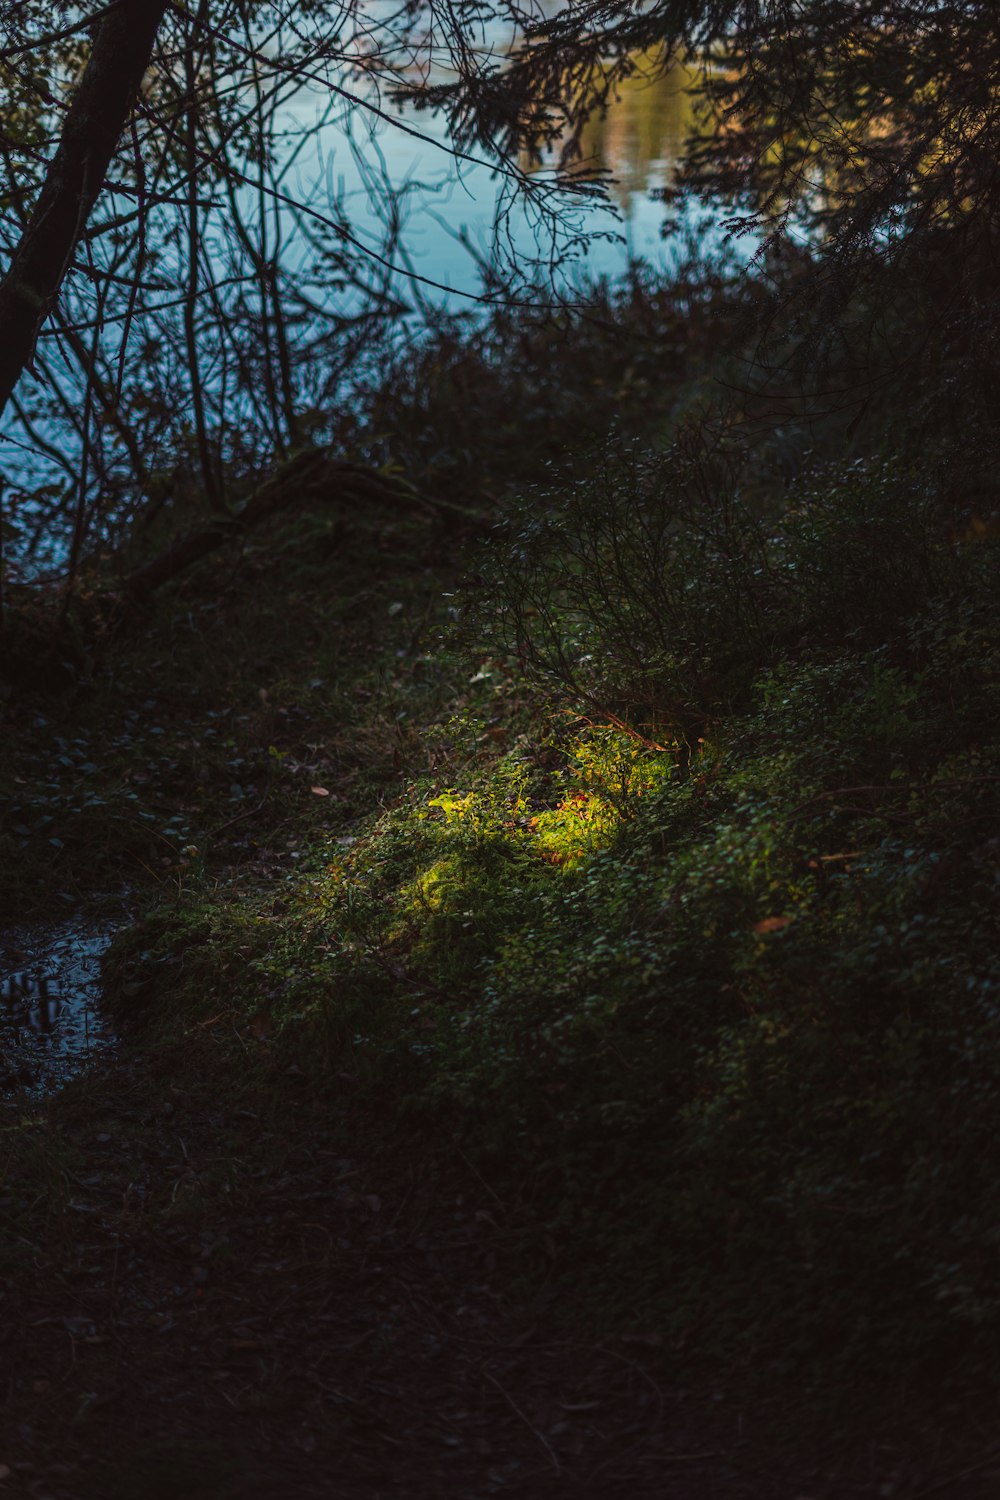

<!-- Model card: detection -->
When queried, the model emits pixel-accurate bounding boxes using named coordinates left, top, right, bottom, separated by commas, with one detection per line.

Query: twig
left=483, top=1368, right=561, bottom=1475
left=596, top=1341, right=667, bottom=1419
left=455, top=1143, right=508, bottom=1220
left=793, top=775, right=1000, bottom=818
left=208, top=797, right=268, bottom=838
left=907, top=1450, right=1000, bottom=1499
left=371, top=951, right=452, bottom=1004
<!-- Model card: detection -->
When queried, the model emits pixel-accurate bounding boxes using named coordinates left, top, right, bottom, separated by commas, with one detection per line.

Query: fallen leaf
left=754, top=915, right=794, bottom=935
left=311, top=785, right=330, bottom=796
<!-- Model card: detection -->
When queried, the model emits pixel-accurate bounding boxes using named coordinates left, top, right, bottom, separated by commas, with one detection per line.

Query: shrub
left=118, top=438, right=1000, bottom=1386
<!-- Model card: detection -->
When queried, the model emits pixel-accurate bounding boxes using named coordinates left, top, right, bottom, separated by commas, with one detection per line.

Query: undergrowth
left=0, top=506, right=470, bottom=921
left=103, top=439, right=1000, bottom=1394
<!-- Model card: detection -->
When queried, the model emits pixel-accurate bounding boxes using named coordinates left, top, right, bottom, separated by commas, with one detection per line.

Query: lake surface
left=280, top=49, right=701, bottom=304
left=0, top=18, right=712, bottom=568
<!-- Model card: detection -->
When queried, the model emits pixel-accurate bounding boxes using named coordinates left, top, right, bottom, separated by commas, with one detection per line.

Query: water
left=1, top=21, right=719, bottom=571
left=0, top=917, right=121, bottom=1093
left=291, top=51, right=702, bottom=300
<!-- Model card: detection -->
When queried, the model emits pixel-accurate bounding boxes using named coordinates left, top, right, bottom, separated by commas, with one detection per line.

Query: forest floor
left=2, top=504, right=1000, bottom=1498
left=4, top=1049, right=1000, bottom=1500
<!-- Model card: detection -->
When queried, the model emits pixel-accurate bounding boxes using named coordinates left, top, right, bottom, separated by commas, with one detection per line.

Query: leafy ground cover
left=2, top=291, right=1000, bottom=1495
left=8, top=1040, right=996, bottom=1500
left=102, top=442, right=1000, bottom=1388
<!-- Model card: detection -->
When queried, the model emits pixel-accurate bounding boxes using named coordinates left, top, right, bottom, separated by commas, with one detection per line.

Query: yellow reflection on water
left=523, top=55, right=700, bottom=208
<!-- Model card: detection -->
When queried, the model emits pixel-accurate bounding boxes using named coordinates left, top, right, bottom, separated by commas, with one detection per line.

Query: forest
left=1, top=1, right=999, bottom=1495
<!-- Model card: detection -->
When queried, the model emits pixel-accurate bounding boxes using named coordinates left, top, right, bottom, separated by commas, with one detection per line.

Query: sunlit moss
left=569, top=724, right=676, bottom=813
left=419, top=727, right=673, bottom=874
left=528, top=793, right=619, bottom=867
left=408, top=855, right=465, bottom=915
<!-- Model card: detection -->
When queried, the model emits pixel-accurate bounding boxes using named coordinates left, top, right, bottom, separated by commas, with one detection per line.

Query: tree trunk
left=0, top=0, right=169, bottom=421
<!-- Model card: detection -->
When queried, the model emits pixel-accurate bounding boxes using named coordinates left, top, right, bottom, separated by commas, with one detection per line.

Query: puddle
left=0, top=915, right=124, bottom=1093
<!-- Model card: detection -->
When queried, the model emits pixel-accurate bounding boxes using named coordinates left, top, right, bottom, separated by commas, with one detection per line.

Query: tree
left=0, top=0, right=169, bottom=418
left=408, top=0, right=1000, bottom=418
left=3, top=0, right=995, bottom=595
left=0, top=0, right=588, bottom=582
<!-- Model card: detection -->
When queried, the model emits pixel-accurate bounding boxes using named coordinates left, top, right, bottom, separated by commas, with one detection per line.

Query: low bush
left=109, top=440, right=1000, bottom=1388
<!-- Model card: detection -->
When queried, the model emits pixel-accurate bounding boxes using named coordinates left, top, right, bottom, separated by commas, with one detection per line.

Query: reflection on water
left=0, top=919, right=120, bottom=1092
left=308, top=41, right=702, bottom=295
left=2, top=14, right=716, bottom=573
left=531, top=56, right=698, bottom=211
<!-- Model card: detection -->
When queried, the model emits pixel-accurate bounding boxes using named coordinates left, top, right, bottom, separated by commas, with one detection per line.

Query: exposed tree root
left=119, top=448, right=486, bottom=608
